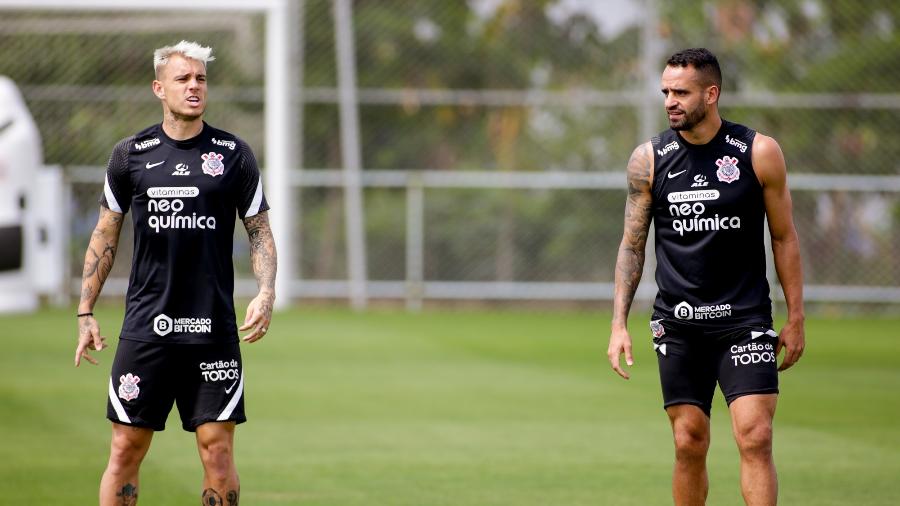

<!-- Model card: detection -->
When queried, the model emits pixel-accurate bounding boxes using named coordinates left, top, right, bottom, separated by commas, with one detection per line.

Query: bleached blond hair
left=153, top=40, right=215, bottom=76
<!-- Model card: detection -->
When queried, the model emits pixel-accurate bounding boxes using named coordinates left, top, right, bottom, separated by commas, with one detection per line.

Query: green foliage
left=4, top=2, right=899, bottom=288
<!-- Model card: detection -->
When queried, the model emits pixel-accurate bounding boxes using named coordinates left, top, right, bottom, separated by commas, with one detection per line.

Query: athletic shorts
left=650, top=318, right=779, bottom=416
left=107, top=339, right=246, bottom=431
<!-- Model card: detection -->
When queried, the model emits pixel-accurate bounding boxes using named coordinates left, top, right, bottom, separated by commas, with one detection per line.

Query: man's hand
left=75, top=315, right=107, bottom=366
left=239, top=292, right=274, bottom=343
left=776, top=318, right=805, bottom=371
left=608, top=327, right=635, bottom=380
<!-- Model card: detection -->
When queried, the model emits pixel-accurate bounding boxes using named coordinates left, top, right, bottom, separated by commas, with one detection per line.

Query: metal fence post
left=406, top=172, right=425, bottom=311
left=333, top=0, right=368, bottom=309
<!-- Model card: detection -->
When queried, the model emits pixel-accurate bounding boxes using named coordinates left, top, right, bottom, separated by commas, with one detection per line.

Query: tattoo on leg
left=116, top=483, right=138, bottom=506
left=202, top=488, right=223, bottom=506
left=226, top=490, right=239, bottom=506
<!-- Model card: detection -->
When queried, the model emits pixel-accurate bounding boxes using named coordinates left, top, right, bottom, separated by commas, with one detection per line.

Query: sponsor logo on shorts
left=118, top=373, right=141, bottom=401
left=134, top=138, right=161, bottom=150
left=199, top=359, right=240, bottom=383
left=730, top=341, right=775, bottom=366
left=153, top=314, right=212, bottom=336
left=673, top=301, right=732, bottom=320
left=650, top=319, right=665, bottom=338
left=211, top=137, right=236, bottom=150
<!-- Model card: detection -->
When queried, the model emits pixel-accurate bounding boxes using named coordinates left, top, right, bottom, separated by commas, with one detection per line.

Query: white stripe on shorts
left=216, top=372, right=244, bottom=421
left=108, top=377, right=131, bottom=424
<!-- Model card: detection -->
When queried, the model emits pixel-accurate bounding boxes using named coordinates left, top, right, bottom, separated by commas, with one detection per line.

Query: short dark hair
left=666, top=48, right=722, bottom=89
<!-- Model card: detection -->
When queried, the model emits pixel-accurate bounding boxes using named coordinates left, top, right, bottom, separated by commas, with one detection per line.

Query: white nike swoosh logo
left=145, top=161, right=165, bottom=169
left=225, top=380, right=238, bottom=394
left=667, top=170, right=687, bottom=179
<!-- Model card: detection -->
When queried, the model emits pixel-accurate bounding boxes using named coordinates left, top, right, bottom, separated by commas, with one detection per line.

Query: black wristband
left=77, top=312, right=93, bottom=318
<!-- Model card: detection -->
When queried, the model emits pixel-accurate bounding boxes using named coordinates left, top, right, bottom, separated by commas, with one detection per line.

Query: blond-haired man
left=75, top=40, right=276, bottom=506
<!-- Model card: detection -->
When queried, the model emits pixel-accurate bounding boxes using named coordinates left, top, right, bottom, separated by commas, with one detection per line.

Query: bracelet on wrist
left=77, top=312, right=94, bottom=318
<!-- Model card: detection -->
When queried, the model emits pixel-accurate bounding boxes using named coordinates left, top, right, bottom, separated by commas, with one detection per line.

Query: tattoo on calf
left=227, top=490, right=239, bottom=506
left=116, top=483, right=137, bottom=506
left=202, top=488, right=223, bottom=506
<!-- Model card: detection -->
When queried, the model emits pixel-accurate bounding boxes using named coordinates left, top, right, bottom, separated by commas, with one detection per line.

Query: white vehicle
left=0, top=75, right=64, bottom=312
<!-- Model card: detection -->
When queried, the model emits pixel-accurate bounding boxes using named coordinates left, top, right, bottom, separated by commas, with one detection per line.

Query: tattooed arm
left=75, top=206, right=124, bottom=366
left=239, top=211, right=277, bottom=343
left=607, top=142, right=654, bottom=380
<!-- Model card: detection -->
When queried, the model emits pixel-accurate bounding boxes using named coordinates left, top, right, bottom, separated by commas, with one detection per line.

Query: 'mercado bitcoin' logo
left=674, top=301, right=732, bottom=320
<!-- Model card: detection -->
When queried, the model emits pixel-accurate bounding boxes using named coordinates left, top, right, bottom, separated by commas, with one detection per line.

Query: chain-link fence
left=2, top=0, right=899, bottom=308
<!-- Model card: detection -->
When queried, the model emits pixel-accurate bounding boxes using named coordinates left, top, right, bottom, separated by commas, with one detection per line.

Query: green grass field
left=1, top=307, right=899, bottom=505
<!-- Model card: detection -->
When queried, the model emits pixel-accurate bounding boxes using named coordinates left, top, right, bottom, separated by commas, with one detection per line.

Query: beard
left=668, top=101, right=707, bottom=131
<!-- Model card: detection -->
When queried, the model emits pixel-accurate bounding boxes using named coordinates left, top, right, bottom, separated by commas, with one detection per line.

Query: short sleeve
left=234, top=140, right=269, bottom=219
left=99, top=138, right=133, bottom=214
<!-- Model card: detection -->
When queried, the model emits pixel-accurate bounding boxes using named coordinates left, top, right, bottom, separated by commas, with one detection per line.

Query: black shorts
left=650, top=319, right=779, bottom=416
left=107, top=339, right=246, bottom=431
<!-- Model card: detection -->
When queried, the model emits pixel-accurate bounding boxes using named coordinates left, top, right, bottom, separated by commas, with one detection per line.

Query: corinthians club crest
left=201, top=151, right=225, bottom=177
left=650, top=319, right=665, bottom=338
left=118, top=373, right=141, bottom=401
left=715, top=155, right=740, bottom=183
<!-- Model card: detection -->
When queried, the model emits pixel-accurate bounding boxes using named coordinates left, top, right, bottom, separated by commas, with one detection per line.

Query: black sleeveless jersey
left=99, top=122, right=268, bottom=344
left=650, top=120, right=771, bottom=326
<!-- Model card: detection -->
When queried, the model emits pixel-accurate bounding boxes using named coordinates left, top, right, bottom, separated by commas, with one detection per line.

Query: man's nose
left=665, top=94, right=677, bottom=109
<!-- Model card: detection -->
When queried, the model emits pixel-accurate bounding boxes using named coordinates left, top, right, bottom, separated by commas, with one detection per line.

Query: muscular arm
left=608, top=142, right=654, bottom=379
left=75, top=206, right=124, bottom=366
left=239, top=211, right=277, bottom=342
left=753, top=134, right=805, bottom=371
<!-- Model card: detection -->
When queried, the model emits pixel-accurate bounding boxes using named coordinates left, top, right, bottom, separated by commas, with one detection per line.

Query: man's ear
left=706, top=84, right=720, bottom=105
left=152, top=80, right=165, bottom=99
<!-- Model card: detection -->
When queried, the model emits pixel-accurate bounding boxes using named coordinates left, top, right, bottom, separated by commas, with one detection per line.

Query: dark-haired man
left=607, top=48, right=805, bottom=505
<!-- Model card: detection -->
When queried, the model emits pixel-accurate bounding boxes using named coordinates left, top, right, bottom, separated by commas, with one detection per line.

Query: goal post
left=0, top=0, right=296, bottom=309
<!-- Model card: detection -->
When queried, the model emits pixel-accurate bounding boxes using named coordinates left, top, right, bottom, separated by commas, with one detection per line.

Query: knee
left=199, top=439, right=235, bottom=482
left=735, top=423, right=773, bottom=457
left=107, top=432, right=149, bottom=475
left=673, top=426, right=710, bottom=462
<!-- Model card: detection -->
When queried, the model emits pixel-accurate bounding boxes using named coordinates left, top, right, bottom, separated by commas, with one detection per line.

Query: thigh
left=652, top=319, right=718, bottom=416
left=728, top=393, right=777, bottom=435
left=717, top=326, right=779, bottom=406
left=108, top=340, right=177, bottom=431
left=175, top=342, right=246, bottom=432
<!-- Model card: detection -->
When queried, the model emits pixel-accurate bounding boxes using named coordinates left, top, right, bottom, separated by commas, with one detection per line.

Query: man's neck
left=680, top=114, right=722, bottom=145
left=162, top=114, right=203, bottom=141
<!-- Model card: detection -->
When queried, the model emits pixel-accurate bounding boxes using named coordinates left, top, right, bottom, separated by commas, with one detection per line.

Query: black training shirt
left=650, top=120, right=771, bottom=326
left=100, top=122, right=268, bottom=343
